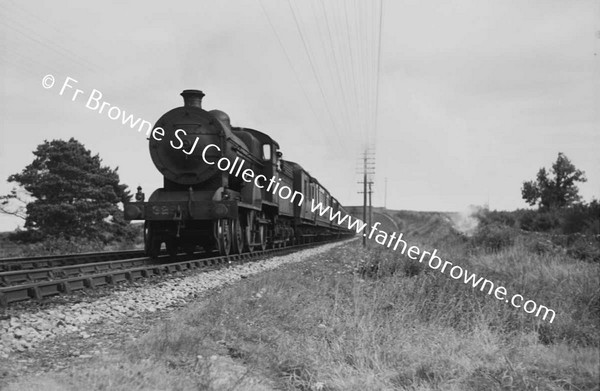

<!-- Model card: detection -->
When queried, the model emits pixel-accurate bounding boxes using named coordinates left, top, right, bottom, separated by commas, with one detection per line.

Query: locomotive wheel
left=215, top=219, right=231, bottom=256
left=244, top=211, right=266, bottom=252
left=144, top=222, right=161, bottom=258
left=232, top=219, right=244, bottom=255
left=244, top=212, right=256, bottom=253
left=257, top=213, right=267, bottom=251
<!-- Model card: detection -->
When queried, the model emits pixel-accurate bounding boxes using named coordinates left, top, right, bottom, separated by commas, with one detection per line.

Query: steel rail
left=0, top=257, right=150, bottom=286
left=0, top=250, right=145, bottom=272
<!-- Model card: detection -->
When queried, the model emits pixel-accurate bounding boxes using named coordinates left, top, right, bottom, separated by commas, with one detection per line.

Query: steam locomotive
left=124, top=90, right=352, bottom=257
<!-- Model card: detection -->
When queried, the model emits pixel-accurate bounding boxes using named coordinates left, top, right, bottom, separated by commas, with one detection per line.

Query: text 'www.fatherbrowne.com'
left=310, top=199, right=557, bottom=324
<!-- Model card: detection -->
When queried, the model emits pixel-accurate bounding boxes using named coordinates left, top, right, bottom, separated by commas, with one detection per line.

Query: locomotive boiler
left=124, top=90, right=352, bottom=257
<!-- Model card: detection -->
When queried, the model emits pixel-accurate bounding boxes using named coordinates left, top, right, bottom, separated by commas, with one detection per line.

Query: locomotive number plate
left=151, top=205, right=174, bottom=216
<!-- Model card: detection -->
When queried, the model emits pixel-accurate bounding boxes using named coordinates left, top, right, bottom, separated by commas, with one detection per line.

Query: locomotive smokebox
left=149, top=89, right=243, bottom=186
left=180, top=89, right=205, bottom=108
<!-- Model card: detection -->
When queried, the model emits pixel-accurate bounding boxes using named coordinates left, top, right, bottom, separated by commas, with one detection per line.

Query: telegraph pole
left=357, top=147, right=375, bottom=246
left=368, top=181, right=373, bottom=230
left=363, top=159, right=367, bottom=246
left=384, top=177, right=387, bottom=209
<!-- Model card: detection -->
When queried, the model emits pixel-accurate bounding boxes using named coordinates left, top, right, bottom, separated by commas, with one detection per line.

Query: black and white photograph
left=0, top=1, right=599, bottom=390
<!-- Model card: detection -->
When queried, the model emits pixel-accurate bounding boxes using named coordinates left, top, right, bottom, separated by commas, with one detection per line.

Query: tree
left=521, top=152, right=587, bottom=210
left=1, top=138, right=132, bottom=241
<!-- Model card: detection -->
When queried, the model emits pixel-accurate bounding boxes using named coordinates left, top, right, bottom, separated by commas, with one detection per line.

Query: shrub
left=475, top=209, right=517, bottom=228
left=474, top=201, right=599, bottom=236
left=470, top=223, right=515, bottom=252
left=1, top=223, right=143, bottom=257
left=519, top=210, right=560, bottom=232
left=525, top=237, right=556, bottom=255
left=356, top=247, right=405, bottom=279
left=565, top=235, right=600, bottom=263
left=561, top=201, right=600, bottom=235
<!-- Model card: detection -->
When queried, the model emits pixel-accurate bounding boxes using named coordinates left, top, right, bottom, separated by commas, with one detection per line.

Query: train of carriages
left=124, top=90, right=353, bottom=257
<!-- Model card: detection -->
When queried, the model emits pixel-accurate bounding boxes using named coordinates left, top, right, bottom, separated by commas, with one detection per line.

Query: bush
left=519, top=210, right=560, bottom=232
left=469, top=223, right=515, bottom=252
left=565, top=235, right=600, bottom=263
left=475, top=209, right=517, bottom=228
left=1, top=223, right=143, bottom=257
left=8, top=220, right=140, bottom=245
left=7, top=229, right=46, bottom=243
left=356, top=247, right=405, bottom=279
left=525, top=237, right=556, bottom=255
left=475, top=201, right=599, bottom=235
left=561, top=201, right=600, bottom=235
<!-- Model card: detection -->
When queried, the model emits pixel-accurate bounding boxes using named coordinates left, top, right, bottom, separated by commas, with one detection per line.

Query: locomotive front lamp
left=135, top=186, right=145, bottom=202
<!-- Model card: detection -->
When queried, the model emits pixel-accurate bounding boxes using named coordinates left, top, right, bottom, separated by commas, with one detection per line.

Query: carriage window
left=276, top=150, right=283, bottom=171
left=262, top=144, right=272, bottom=161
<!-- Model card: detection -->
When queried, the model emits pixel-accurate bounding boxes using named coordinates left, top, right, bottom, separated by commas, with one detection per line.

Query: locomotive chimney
left=180, top=89, right=205, bottom=108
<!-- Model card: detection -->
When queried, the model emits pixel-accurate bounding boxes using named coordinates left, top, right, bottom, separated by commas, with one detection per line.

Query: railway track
left=0, top=250, right=145, bottom=272
left=0, top=238, right=348, bottom=306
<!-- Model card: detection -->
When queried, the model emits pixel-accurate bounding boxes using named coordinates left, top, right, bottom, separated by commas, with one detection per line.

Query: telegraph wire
left=373, top=0, right=384, bottom=145
left=356, top=0, right=369, bottom=144
left=0, top=2, right=100, bottom=73
left=258, top=0, right=384, bottom=163
left=342, top=1, right=361, bottom=126
left=307, top=0, right=346, bottom=131
left=287, top=0, right=345, bottom=150
left=317, top=0, right=355, bottom=138
left=0, top=17, right=98, bottom=74
left=4, top=0, right=98, bottom=60
left=257, top=0, right=340, bottom=153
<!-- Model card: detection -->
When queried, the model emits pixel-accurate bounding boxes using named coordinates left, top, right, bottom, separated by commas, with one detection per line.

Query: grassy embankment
left=7, top=211, right=600, bottom=390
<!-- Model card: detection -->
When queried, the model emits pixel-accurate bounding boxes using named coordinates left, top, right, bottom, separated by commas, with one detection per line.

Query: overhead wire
left=333, top=0, right=363, bottom=145
left=342, top=0, right=361, bottom=132
left=257, top=0, right=340, bottom=153
left=366, top=0, right=376, bottom=148
left=373, top=0, right=384, bottom=145
left=319, top=0, right=354, bottom=138
left=258, top=0, right=384, bottom=158
left=5, top=0, right=101, bottom=60
left=0, top=16, right=98, bottom=74
left=309, top=0, right=352, bottom=136
left=355, top=0, right=369, bottom=146
left=286, top=0, right=345, bottom=151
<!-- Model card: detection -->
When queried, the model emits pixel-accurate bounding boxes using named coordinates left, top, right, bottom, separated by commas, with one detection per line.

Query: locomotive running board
left=237, top=202, right=262, bottom=211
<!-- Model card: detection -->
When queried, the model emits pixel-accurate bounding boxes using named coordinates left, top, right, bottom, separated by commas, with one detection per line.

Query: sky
left=0, top=0, right=598, bottom=232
